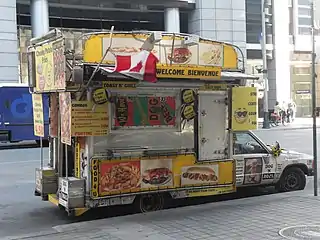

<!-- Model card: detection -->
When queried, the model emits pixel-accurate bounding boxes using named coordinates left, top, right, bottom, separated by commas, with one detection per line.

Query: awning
left=87, top=65, right=259, bottom=84
left=221, top=72, right=259, bottom=80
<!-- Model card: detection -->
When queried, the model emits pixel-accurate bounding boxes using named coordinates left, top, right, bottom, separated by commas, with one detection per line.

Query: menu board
left=71, top=101, right=109, bottom=136
left=32, top=94, right=44, bottom=137
left=112, top=95, right=176, bottom=129
left=34, top=38, right=66, bottom=92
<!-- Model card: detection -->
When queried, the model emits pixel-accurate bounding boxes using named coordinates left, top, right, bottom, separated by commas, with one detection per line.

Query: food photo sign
left=94, top=155, right=233, bottom=198
left=98, top=158, right=173, bottom=196
left=100, top=33, right=224, bottom=67
left=34, top=38, right=66, bottom=92
left=83, top=32, right=239, bottom=70
left=181, top=165, right=219, bottom=187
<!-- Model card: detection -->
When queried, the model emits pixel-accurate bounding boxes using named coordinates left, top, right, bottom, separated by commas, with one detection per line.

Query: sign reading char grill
left=115, top=97, right=128, bottom=126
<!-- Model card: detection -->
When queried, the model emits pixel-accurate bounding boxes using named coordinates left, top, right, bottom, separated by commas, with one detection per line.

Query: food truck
left=29, top=29, right=312, bottom=217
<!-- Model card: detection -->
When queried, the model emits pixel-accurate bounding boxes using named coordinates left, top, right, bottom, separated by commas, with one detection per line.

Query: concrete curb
left=257, top=126, right=320, bottom=131
left=0, top=230, right=58, bottom=240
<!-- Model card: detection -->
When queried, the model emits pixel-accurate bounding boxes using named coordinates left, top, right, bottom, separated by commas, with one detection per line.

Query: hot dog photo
left=181, top=165, right=219, bottom=186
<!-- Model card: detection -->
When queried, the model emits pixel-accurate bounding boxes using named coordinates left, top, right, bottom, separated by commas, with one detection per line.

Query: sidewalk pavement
left=258, top=117, right=320, bottom=130
left=4, top=191, right=320, bottom=240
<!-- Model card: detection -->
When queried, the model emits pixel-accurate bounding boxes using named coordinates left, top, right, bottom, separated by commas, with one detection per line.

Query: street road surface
left=0, top=128, right=318, bottom=238
left=0, top=147, right=72, bottom=237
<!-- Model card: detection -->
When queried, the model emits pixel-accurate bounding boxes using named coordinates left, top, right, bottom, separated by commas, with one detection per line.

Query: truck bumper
left=0, top=130, right=9, bottom=142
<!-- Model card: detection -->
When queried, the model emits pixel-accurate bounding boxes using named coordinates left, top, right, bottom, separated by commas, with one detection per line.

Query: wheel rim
left=284, top=173, right=299, bottom=190
left=140, top=194, right=163, bottom=213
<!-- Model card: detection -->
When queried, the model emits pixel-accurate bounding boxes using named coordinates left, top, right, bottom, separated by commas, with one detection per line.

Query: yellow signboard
left=75, top=142, right=80, bottom=178
left=71, top=101, right=109, bottom=136
left=156, top=65, right=221, bottom=80
left=92, top=88, right=108, bottom=104
left=232, top=87, right=258, bottom=131
left=32, top=94, right=44, bottom=137
left=93, top=154, right=235, bottom=198
left=102, top=81, right=137, bottom=89
left=34, top=39, right=66, bottom=92
left=83, top=32, right=238, bottom=70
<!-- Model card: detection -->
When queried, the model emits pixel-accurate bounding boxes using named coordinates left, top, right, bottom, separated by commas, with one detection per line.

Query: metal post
left=65, top=144, right=68, bottom=179
left=311, top=1, right=318, bottom=196
left=261, top=0, right=270, bottom=129
left=40, top=137, right=43, bottom=169
left=31, top=0, right=57, bottom=170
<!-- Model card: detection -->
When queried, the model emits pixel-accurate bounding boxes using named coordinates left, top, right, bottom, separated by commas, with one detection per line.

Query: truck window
left=233, top=132, right=268, bottom=155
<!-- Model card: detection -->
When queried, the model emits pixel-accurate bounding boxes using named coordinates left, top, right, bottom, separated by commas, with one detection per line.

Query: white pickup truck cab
left=233, top=131, right=313, bottom=192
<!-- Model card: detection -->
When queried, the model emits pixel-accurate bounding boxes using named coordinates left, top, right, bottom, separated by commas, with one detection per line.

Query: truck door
left=197, top=91, right=228, bottom=160
left=233, top=131, right=276, bottom=186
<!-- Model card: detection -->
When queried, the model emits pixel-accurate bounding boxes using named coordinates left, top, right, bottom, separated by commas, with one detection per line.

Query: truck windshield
left=233, top=132, right=268, bottom=155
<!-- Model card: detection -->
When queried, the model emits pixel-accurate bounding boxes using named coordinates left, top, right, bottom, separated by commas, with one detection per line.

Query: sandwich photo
left=142, top=167, right=172, bottom=186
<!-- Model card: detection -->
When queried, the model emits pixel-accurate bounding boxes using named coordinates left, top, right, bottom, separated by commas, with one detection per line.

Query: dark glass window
left=247, top=50, right=262, bottom=59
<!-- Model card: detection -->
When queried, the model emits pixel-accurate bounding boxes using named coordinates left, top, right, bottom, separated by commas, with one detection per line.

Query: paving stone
left=3, top=191, right=320, bottom=240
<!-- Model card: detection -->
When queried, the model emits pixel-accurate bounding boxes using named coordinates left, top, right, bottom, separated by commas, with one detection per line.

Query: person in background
left=287, top=99, right=296, bottom=122
left=274, top=101, right=282, bottom=117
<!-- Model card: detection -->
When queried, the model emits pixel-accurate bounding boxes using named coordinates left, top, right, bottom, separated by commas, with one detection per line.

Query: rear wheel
left=36, top=139, right=49, bottom=147
left=276, top=167, right=306, bottom=192
left=136, top=193, right=164, bottom=213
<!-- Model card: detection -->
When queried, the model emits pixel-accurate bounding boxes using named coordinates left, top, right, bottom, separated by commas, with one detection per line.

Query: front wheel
left=135, top=193, right=164, bottom=213
left=276, top=167, right=306, bottom=192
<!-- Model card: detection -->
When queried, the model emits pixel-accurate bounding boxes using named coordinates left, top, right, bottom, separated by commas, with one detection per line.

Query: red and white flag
left=101, top=50, right=159, bottom=83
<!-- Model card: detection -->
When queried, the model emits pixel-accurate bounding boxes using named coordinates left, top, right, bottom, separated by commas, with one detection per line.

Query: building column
left=30, top=0, right=49, bottom=37
left=267, top=0, right=290, bottom=107
left=164, top=8, right=180, bottom=32
left=0, top=0, right=19, bottom=83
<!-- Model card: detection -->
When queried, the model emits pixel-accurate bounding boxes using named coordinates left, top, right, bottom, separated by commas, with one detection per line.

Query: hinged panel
left=198, top=91, right=228, bottom=161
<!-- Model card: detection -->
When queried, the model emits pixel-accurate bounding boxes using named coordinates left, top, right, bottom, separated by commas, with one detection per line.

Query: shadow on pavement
left=71, top=186, right=279, bottom=223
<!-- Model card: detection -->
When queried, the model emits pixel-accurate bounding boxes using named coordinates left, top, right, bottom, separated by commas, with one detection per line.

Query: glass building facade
left=1, top=0, right=320, bottom=117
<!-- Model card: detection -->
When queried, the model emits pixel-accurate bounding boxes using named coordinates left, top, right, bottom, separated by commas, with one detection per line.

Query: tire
left=36, top=139, right=49, bottom=147
left=135, top=193, right=164, bottom=213
left=276, top=167, right=306, bottom=192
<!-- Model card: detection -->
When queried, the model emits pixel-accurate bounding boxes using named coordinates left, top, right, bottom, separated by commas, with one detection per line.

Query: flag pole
left=261, top=0, right=269, bottom=129
left=311, top=0, right=318, bottom=196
